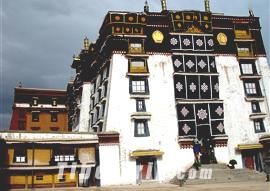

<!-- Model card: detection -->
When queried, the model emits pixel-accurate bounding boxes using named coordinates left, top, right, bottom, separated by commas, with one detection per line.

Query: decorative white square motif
left=176, top=82, right=183, bottom=92
left=197, top=109, right=207, bottom=120
left=215, top=106, right=224, bottom=116
left=189, top=82, right=197, bottom=92
left=208, top=39, right=214, bottom=47
left=174, top=59, right=182, bottom=68
left=201, top=83, right=209, bottom=92
left=198, top=60, right=207, bottom=69
left=214, top=83, right=219, bottom=92
left=170, top=38, right=178, bottom=46
left=181, top=107, right=189, bottom=117
left=210, top=61, right=215, bottom=68
left=186, top=60, right=195, bottom=69
left=183, top=38, right=191, bottom=46
left=182, top=124, right=191, bottom=134
left=196, top=39, right=204, bottom=47
left=216, top=123, right=224, bottom=133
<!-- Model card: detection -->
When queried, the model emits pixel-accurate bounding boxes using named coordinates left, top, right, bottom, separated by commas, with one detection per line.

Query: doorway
left=196, top=125, right=216, bottom=164
left=136, top=157, right=157, bottom=182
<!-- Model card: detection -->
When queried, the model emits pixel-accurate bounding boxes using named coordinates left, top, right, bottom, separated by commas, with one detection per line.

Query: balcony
left=234, top=30, right=252, bottom=39
left=237, top=48, right=254, bottom=58
left=128, top=43, right=144, bottom=54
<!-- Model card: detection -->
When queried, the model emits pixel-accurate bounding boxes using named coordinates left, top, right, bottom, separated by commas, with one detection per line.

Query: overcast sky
left=0, top=0, right=269, bottom=130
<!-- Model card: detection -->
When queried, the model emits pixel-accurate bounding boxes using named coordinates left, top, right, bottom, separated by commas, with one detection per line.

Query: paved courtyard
left=12, top=181, right=269, bottom=191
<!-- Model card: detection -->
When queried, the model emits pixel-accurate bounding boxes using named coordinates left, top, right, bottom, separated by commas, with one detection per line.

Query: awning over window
left=130, top=150, right=164, bottom=158
left=237, top=144, right=263, bottom=150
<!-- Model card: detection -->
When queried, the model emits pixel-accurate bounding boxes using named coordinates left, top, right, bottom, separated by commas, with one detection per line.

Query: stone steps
left=170, top=164, right=266, bottom=186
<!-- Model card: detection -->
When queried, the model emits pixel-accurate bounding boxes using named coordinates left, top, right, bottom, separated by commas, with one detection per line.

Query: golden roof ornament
left=152, top=30, right=164, bottom=43
left=204, top=0, right=210, bottom=12
left=144, top=1, right=149, bottom=12
left=83, top=37, right=90, bottom=50
left=160, top=0, right=167, bottom=11
left=186, top=25, right=203, bottom=33
left=73, top=54, right=80, bottom=61
left=217, top=33, right=228, bottom=45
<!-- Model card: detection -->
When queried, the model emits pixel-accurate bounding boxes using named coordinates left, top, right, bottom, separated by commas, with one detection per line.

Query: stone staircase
left=171, top=164, right=266, bottom=186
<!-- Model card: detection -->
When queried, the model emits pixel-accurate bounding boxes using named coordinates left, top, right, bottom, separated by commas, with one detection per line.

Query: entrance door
left=136, top=157, right=157, bottom=181
left=196, top=125, right=215, bottom=164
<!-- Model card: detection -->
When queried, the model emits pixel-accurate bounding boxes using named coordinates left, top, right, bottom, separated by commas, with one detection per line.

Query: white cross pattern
left=215, top=106, right=224, bottom=116
left=214, top=83, right=219, bottom=93
left=196, top=39, right=204, bottom=47
left=197, top=109, right=208, bottom=120
left=183, top=38, right=191, bottom=46
left=208, top=39, right=214, bottom=47
left=182, top=124, right=191, bottom=134
left=174, top=59, right=182, bottom=68
left=176, top=82, right=183, bottom=92
left=216, top=123, right=224, bottom=133
left=201, top=83, right=209, bottom=92
left=198, top=60, right=207, bottom=69
left=181, top=107, right=189, bottom=117
left=189, top=82, right=197, bottom=92
left=170, top=38, right=178, bottom=46
left=186, top=60, right=195, bottom=69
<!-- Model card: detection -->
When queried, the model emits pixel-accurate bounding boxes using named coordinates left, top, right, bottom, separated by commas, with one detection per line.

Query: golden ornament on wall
left=175, top=15, right=181, bottom=20
left=152, top=30, right=164, bottom=44
left=217, top=32, right=228, bottom=45
left=115, top=16, right=120, bottom=21
left=141, top=17, right=146, bottom=22
left=128, top=16, right=134, bottom=22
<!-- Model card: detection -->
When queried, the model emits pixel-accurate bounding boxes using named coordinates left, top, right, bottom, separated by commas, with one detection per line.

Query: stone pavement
left=12, top=181, right=270, bottom=191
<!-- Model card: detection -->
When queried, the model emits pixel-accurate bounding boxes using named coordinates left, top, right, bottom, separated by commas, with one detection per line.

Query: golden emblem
left=186, top=25, right=202, bottom=33
left=175, top=15, right=181, bottom=20
left=152, top=30, right=164, bottom=44
left=115, top=15, right=120, bottom=21
left=217, top=32, right=228, bottom=45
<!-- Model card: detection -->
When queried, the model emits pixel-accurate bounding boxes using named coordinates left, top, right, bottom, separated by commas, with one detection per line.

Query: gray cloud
left=1, top=0, right=269, bottom=130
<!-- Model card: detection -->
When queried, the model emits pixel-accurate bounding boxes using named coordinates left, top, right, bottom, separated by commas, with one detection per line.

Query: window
left=136, top=99, right=146, bottom=112
left=129, top=43, right=143, bottom=53
left=241, top=64, right=253, bottom=75
left=244, top=81, right=261, bottom=96
left=52, top=98, right=57, bottom=106
left=32, top=112, right=39, bottom=122
left=53, top=147, right=75, bottom=163
left=51, top=112, right=58, bottom=122
left=251, top=102, right=261, bottom=113
left=36, top=176, right=43, bottom=181
left=13, top=147, right=27, bottom=163
left=98, top=89, right=102, bottom=101
left=103, top=82, right=108, bottom=98
left=129, top=59, right=148, bottom=73
left=134, top=120, right=150, bottom=137
left=130, top=77, right=149, bottom=94
left=32, top=97, right=38, bottom=106
left=254, top=119, right=265, bottom=133
left=102, top=102, right=106, bottom=117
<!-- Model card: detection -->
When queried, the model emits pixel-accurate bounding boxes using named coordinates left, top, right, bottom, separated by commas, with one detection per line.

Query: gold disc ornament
left=152, top=30, right=164, bottom=44
left=217, top=32, right=228, bottom=45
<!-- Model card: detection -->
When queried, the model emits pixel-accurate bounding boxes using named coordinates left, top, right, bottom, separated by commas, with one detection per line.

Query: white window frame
left=241, top=64, right=253, bottom=75
left=244, top=83, right=257, bottom=95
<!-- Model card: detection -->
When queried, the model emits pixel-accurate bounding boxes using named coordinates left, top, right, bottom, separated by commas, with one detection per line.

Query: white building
left=67, top=0, right=270, bottom=186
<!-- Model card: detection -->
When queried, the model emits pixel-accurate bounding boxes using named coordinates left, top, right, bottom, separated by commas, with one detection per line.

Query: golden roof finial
left=144, top=1, right=149, bottom=12
left=160, top=0, right=167, bottom=11
left=204, top=0, right=210, bottom=12
left=73, top=54, right=80, bottom=61
left=83, top=37, right=90, bottom=50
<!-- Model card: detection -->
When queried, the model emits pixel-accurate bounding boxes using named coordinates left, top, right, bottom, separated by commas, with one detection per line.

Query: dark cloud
left=1, top=0, right=269, bottom=130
